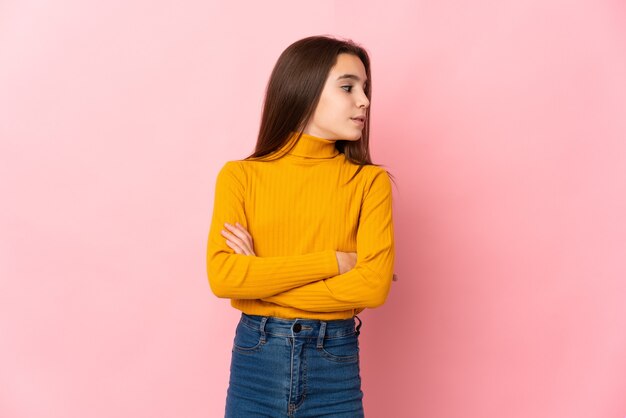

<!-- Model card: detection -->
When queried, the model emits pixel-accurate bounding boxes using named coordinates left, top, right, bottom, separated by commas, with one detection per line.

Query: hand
left=221, top=222, right=256, bottom=256
left=335, top=251, right=357, bottom=274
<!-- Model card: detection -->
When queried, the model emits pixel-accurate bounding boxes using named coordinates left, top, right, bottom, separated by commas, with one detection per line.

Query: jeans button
left=293, top=323, right=302, bottom=333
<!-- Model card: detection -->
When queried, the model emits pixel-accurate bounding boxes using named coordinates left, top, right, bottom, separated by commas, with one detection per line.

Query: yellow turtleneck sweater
left=206, top=131, right=395, bottom=320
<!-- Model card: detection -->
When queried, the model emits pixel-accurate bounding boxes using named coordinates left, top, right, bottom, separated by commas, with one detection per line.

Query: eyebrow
left=336, top=74, right=368, bottom=83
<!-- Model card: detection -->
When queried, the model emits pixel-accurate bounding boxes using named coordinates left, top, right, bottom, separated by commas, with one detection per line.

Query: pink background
left=1, top=1, right=625, bottom=417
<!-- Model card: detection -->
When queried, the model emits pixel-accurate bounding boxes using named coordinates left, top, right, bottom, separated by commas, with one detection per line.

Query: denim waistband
left=239, top=312, right=363, bottom=339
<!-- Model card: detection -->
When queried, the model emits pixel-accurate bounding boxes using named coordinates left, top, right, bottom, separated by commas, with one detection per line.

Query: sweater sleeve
left=207, top=161, right=339, bottom=299
left=260, top=169, right=395, bottom=312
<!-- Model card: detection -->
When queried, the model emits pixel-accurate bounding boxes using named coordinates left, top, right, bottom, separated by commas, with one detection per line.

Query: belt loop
left=316, top=321, right=327, bottom=348
left=354, top=315, right=362, bottom=337
left=259, top=316, right=268, bottom=343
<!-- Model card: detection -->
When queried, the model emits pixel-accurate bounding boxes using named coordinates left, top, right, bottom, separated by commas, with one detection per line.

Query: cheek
left=314, top=91, right=351, bottom=126
left=316, top=98, right=339, bottom=121
left=326, top=94, right=351, bottom=116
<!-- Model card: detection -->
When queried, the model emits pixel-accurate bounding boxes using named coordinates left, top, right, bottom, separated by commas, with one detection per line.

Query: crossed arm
left=207, top=161, right=395, bottom=312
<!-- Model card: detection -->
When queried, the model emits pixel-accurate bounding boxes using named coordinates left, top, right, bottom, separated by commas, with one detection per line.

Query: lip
left=351, top=117, right=366, bottom=125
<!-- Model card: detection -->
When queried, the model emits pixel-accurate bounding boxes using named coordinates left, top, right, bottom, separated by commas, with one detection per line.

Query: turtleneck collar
left=279, top=131, right=340, bottom=159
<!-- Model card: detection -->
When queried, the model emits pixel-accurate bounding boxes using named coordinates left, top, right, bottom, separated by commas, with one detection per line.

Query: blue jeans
left=224, top=312, right=365, bottom=417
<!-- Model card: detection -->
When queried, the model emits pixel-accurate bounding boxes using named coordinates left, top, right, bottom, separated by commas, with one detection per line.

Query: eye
left=341, top=85, right=353, bottom=92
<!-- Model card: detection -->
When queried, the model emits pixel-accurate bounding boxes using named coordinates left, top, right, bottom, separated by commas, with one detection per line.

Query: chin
left=337, top=131, right=358, bottom=141
left=349, top=132, right=363, bottom=141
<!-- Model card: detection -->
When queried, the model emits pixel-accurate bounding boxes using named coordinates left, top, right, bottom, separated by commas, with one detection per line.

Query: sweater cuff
left=322, top=249, right=339, bottom=276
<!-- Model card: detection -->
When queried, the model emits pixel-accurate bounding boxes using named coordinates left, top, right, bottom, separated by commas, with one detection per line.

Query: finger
left=235, top=222, right=253, bottom=242
left=224, top=223, right=247, bottom=241
left=222, top=228, right=246, bottom=251
left=224, top=222, right=255, bottom=256
left=222, top=227, right=254, bottom=255
left=230, top=223, right=253, bottom=250
left=224, top=238, right=244, bottom=254
left=225, top=223, right=253, bottom=252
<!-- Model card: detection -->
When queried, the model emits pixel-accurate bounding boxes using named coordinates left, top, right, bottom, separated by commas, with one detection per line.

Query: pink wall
left=1, top=0, right=625, bottom=417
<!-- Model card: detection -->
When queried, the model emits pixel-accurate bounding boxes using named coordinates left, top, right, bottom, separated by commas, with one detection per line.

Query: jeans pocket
left=232, top=321, right=263, bottom=353
left=317, top=332, right=359, bottom=363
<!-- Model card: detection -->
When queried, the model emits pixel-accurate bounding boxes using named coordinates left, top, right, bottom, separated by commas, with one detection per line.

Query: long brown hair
left=242, top=35, right=395, bottom=186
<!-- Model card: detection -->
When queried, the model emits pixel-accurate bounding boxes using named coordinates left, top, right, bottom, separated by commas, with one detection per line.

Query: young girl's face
left=303, top=53, right=370, bottom=142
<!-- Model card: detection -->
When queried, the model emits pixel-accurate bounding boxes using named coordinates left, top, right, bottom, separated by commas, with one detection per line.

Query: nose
left=358, top=93, right=370, bottom=108
left=358, top=92, right=370, bottom=109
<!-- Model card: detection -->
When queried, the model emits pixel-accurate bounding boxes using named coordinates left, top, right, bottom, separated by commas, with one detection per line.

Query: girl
left=207, top=35, right=396, bottom=417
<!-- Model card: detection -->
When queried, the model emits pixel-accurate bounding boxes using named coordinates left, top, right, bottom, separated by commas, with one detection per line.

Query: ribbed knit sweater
left=206, top=131, right=395, bottom=320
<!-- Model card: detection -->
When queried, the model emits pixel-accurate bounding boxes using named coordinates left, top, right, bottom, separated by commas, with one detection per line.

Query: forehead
left=329, top=53, right=367, bottom=81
